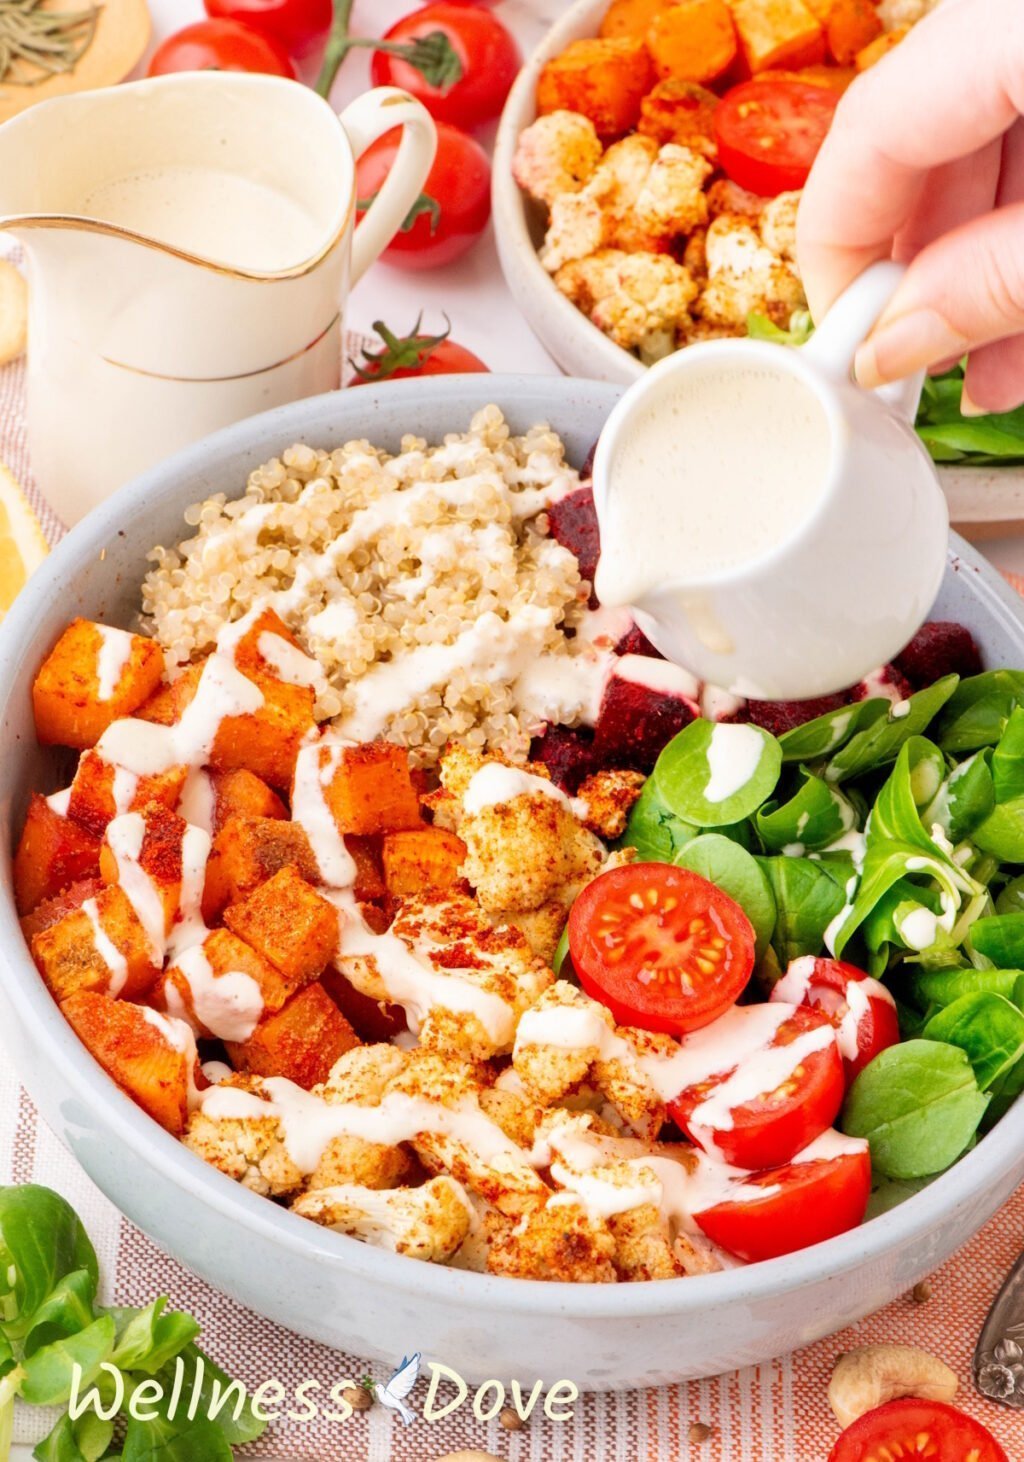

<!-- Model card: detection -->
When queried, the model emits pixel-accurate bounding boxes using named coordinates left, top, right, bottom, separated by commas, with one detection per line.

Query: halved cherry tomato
left=355, top=123, right=491, bottom=271
left=568, top=864, right=754, bottom=1035
left=370, top=3, right=521, bottom=131
left=669, top=1004, right=844, bottom=1169
left=714, top=79, right=839, bottom=196
left=695, top=1136, right=870, bottom=1263
left=148, top=19, right=295, bottom=77
left=828, top=1399, right=1008, bottom=1462
left=772, top=956, right=901, bottom=1084
left=204, top=0, right=333, bottom=60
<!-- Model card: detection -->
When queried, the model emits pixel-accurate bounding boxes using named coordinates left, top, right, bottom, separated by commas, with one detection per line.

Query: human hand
left=797, top=0, right=1024, bottom=414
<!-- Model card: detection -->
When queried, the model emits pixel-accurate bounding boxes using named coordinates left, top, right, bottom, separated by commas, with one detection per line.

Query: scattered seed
left=911, top=1280, right=933, bottom=1304
left=499, top=1407, right=524, bottom=1431
left=689, top=1421, right=714, bottom=1443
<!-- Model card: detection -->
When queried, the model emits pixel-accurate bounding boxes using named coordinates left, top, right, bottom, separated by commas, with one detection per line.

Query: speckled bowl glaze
left=2, top=376, right=1024, bottom=1390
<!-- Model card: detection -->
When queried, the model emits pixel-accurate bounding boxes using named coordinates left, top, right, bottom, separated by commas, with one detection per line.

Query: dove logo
left=374, top=1353, right=422, bottom=1425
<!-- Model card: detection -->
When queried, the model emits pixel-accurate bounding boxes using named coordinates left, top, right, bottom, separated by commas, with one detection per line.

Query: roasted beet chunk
left=580, top=437, right=600, bottom=481
left=547, top=486, right=601, bottom=606
left=615, top=621, right=665, bottom=659
left=531, top=724, right=598, bottom=794
left=746, top=693, right=849, bottom=738
left=849, top=664, right=913, bottom=704
left=592, top=657, right=700, bottom=771
left=894, top=621, right=983, bottom=689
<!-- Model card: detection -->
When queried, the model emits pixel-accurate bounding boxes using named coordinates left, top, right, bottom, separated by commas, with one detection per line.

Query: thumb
left=854, top=201, right=1024, bottom=389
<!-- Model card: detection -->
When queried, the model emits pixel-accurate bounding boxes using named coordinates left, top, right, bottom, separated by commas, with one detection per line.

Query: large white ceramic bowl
left=3, top=376, right=1024, bottom=1390
left=491, top=0, right=1024, bottom=526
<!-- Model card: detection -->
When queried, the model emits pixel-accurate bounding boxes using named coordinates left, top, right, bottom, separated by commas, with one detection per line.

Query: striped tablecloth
left=3, top=272, right=1024, bottom=1462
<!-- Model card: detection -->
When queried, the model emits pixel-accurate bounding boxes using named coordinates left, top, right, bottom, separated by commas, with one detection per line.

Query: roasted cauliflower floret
left=513, top=110, right=603, bottom=208
left=183, top=1076, right=302, bottom=1199
left=293, top=1176, right=473, bottom=1263
left=588, top=133, right=659, bottom=215
left=632, top=144, right=713, bottom=240
left=540, top=190, right=609, bottom=273
left=706, top=178, right=764, bottom=220
left=311, top=1044, right=411, bottom=1191
left=513, top=981, right=670, bottom=1140
left=487, top=1198, right=617, bottom=1283
left=558, top=250, right=699, bottom=363
left=539, top=134, right=661, bottom=271
left=391, top=1047, right=550, bottom=1218
left=577, top=768, right=646, bottom=840
left=760, top=190, right=801, bottom=264
left=697, top=215, right=806, bottom=331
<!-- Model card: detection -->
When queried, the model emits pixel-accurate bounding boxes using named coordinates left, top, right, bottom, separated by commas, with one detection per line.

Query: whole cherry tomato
left=204, top=0, right=333, bottom=59
left=355, top=123, right=491, bottom=271
left=148, top=19, right=295, bottom=77
left=370, top=3, right=521, bottom=131
left=352, top=318, right=489, bottom=383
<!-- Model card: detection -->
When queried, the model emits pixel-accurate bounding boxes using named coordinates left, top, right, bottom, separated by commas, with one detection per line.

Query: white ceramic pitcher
left=0, top=72, right=437, bottom=526
left=593, top=263, right=949, bottom=700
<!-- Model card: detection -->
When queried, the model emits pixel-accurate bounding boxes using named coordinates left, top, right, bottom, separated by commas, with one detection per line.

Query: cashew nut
left=828, top=1344, right=958, bottom=1428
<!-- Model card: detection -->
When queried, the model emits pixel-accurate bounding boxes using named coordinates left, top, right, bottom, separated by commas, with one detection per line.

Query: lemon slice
left=0, top=461, right=48, bottom=619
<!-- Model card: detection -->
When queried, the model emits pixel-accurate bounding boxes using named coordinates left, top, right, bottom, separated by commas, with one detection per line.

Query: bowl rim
left=3, top=373, right=1024, bottom=1320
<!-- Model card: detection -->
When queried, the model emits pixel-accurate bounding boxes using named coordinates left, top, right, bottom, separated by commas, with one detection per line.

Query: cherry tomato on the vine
left=351, top=318, right=489, bottom=383
left=148, top=19, right=295, bottom=77
left=355, top=123, right=491, bottom=271
left=204, top=0, right=333, bottom=59
left=370, top=3, right=521, bottom=131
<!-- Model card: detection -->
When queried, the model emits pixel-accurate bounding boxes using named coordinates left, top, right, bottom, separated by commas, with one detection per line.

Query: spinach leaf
left=675, top=834, right=776, bottom=959
left=826, top=677, right=959, bottom=784
left=107, top=1298, right=200, bottom=1376
left=758, top=855, right=846, bottom=964
left=756, top=769, right=858, bottom=853
left=923, top=992, right=1024, bottom=1090
left=19, top=1314, right=116, bottom=1406
left=841, top=1039, right=989, bottom=1178
left=970, top=913, right=1024, bottom=970
left=777, top=698, right=888, bottom=764
left=0, top=1186, right=98, bottom=1340
left=622, top=775, right=698, bottom=861
left=973, top=798, right=1024, bottom=862
left=916, top=965, right=1024, bottom=1007
left=653, top=719, right=781, bottom=827
left=934, top=670, right=1024, bottom=754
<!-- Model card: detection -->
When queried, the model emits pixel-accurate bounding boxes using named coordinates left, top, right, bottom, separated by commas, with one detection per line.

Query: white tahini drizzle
left=461, top=762, right=587, bottom=820
left=81, top=897, right=128, bottom=996
left=94, top=625, right=135, bottom=701
left=704, top=723, right=765, bottom=803
left=166, top=944, right=263, bottom=1043
left=772, top=956, right=895, bottom=1063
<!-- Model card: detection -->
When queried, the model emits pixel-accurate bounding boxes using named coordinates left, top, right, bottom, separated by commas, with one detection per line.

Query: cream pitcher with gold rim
left=0, top=72, right=437, bottom=526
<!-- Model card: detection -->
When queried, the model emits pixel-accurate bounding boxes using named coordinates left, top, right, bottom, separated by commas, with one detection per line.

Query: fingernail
left=960, top=387, right=988, bottom=418
left=854, top=309, right=970, bottom=390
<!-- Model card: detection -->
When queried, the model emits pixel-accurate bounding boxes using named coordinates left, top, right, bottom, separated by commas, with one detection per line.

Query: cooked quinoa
left=142, top=407, right=603, bottom=767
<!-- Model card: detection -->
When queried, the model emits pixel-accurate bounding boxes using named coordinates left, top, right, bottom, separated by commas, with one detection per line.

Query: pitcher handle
left=802, top=261, right=924, bottom=423
left=337, top=87, right=437, bottom=287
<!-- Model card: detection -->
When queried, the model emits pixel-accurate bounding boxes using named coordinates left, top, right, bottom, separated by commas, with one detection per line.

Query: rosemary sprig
left=0, top=0, right=100, bottom=87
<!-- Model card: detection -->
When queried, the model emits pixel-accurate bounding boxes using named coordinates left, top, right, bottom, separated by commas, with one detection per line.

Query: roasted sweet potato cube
left=67, top=751, right=188, bottom=839
left=345, top=835, right=386, bottom=902
left=162, top=927, right=281, bottom=1034
left=599, top=0, right=675, bottom=38
left=203, top=815, right=318, bottom=921
left=225, top=982, right=359, bottom=1089
left=381, top=828, right=467, bottom=897
left=320, top=742, right=422, bottom=837
left=32, top=620, right=164, bottom=750
left=20, top=876, right=105, bottom=943
left=136, top=661, right=204, bottom=726
left=726, top=0, right=824, bottom=72
left=824, top=0, right=881, bottom=63
left=13, top=793, right=102, bottom=915
left=855, top=25, right=907, bottom=69
left=99, top=804, right=192, bottom=938
left=321, top=962, right=406, bottom=1044
left=210, top=769, right=287, bottom=832
left=32, top=884, right=160, bottom=1002
left=647, top=0, right=739, bottom=83
left=62, top=991, right=197, bottom=1135
left=537, top=38, right=654, bottom=138
left=224, top=865, right=337, bottom=991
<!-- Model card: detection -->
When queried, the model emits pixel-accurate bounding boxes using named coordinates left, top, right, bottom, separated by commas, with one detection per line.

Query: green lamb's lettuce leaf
left=915, top=964, right=1024, bottom=1008
left=34, top=1412, right=113, bottom=1462
left=841, top=1039, right=989, bottom=1178
left=968, top=913, right=1024, bottom=970
left=756, top=768, right=859, bottom=853
left=19, top=1315, right=116, bottom=1407
left=922, top=749, right=995, bottom=844
left=746, top=309, right=814, bottom=347
left=107, top=1298, right=200, bottom=1377
left=622, top=775, right=699, bottom=862
left=675, top=834, right=776, bottom=959
left=23, top=1270, right=98, bottom=1358
left=121, top=1413, right=233, bottom=1462
left=922, top=992, right=1024, bottom=1091
left=934, top=670, right=1024, bottom=754
left=147, top=1344, right=266, bottom=1447
left=653, top=719, right=781, bottom=828
left=0, top=1187, right=99, bottom=1341
left=826, top=838, right=976, bottom=960
left=825, top=677, right=960, bottom=784
left=996, top=874, right=1024, bottom=915
left=757, top=855, right=847, bottom=965
left=916, top=366, right=1024, bottom=464
left=777, top=698, right=888, bottom=764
